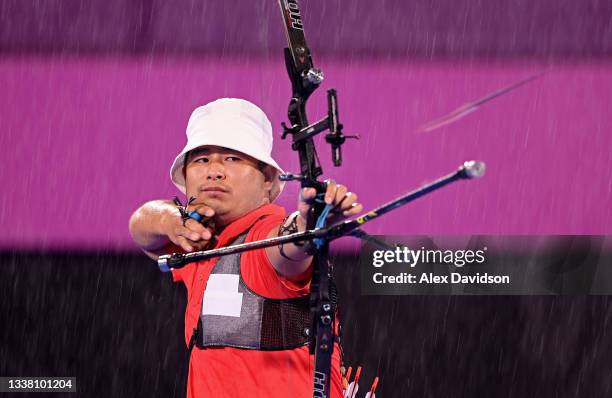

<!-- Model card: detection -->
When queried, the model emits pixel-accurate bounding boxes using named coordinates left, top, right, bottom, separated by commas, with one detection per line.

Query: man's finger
left=173, top=226, right=197, bottom=241
left=300, top=187, right=317, bottom=203
left=324, top=180, right=338, bottom=204
left=342, top=202, right=363, bottom=217
left=183, top=219, right=213, bottom=240
left=174, top=225, right=213, bottom=242
left=190, top=240, right=212, bottom=251
left=333, top=185, right=348, bottom=206
left=173, top=232, right=213, bottom=252
left=188, top=204, right=215, bottom=218
left=174, top=236, right=194, bottom=253
left=330, top=191, right=357, bottom=213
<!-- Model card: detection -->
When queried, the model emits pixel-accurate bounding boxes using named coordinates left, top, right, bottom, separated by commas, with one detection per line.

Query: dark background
left=2, top=251, right=612, bottom=397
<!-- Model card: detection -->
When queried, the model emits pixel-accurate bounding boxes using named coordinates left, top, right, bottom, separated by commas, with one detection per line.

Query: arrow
left=418, top=72, right=544, bottom=133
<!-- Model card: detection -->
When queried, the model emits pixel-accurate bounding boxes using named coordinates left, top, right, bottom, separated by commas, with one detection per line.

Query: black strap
left=188, top=326, right=200, bottom=355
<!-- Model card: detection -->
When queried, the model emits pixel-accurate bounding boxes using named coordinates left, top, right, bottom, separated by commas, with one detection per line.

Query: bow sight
left=278, top=0, right=356, bottom=187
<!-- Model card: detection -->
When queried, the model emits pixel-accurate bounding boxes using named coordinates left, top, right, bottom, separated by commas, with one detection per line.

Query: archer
left=128, top=98, right=360, bottom=398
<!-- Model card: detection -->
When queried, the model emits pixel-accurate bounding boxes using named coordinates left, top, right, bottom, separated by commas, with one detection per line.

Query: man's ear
left=261, top=164, right=275, bottom=195
left=182, top=153, right=190, bottom=180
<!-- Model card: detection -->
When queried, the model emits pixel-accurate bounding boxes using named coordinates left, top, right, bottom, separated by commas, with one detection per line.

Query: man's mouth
left=200, top=185, right=228, bottom=193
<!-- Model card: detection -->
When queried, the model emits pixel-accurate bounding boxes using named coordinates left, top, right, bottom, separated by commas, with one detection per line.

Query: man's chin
left=188, top=195, right=223, bottom=209
left=202, top=191, right=229, bottom=200
left=209, top=206, right=232, bottom=225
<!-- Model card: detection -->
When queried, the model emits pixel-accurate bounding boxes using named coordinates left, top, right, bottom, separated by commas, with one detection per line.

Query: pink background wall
left=1, top=55, right=611, bottom=250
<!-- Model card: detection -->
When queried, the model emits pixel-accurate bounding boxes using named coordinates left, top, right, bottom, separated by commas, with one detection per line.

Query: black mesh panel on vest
left=260, top=297, right=310, bottom=350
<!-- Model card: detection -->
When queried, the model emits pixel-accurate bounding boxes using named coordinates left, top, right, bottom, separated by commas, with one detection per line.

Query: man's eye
left=194, top=157, right=209, bottom=163
left=226, top=156, right=241, bottom=161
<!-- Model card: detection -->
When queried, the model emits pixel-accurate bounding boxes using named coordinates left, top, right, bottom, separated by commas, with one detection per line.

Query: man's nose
left=206, top=160, right=226, bottom=181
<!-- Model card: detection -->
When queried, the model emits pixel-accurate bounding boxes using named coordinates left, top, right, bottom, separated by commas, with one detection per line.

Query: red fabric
left=171, top=204, right=343, bottom=398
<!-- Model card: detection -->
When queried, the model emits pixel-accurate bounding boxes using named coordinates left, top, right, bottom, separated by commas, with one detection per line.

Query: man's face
left=184, top=146, right=274, bottom=226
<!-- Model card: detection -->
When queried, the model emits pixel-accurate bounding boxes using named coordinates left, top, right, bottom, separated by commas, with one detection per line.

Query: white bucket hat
left=170, top=98, right=285, bottom=201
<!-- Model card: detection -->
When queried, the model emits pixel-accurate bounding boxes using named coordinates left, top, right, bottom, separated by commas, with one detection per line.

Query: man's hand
left=297, top=180, right=363, bottom=229
left=166, top=204, right=216, bottom=252
left=129, top=200, right=216, bottom=259
left=266, top=180, right=363, bottom=281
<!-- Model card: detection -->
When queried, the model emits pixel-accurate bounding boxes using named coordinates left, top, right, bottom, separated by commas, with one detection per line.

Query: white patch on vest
left=201, top=274, right=243, bottom=317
